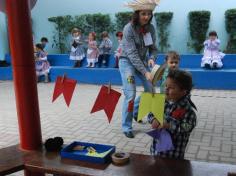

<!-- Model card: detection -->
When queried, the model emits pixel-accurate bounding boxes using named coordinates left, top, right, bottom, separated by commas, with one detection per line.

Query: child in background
left=148, top=70, right=197, bottom=159
left=160, top=51, right=180, bottom=93
left=40, top=37, right=49, bottom=50
left=98, top=31, right=112, bottom=67
left=201, top=31, right=225, bottom=69
left=70, top=28, right=85, bottom=68
left=86, top=32, right=99, bottom=68
left=114, top=31, right=123, bottom=68
left=35, top=43, right=50, bottom=83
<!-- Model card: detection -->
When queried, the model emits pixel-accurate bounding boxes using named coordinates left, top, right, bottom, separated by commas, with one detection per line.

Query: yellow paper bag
left=137, top=93, right=165, bottom=125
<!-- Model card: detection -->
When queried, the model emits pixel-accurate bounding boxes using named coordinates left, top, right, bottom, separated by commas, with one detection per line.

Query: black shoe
left=124, top=131, right=134, bottom=138
left=134, top=116, right=143, bottom=123
left=213, top=62, right=218, bottom=69
left=204, top=63, right=210, bottom=69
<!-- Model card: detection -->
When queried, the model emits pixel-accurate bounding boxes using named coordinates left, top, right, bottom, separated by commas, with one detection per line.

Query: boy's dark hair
left=165, top=51, right=180, bottom=61
left=209, top=31, right=218, bottom=37
left=41, top=37, right=48, bottom=43
left=167, top=70, right=193, bottom=94
left=132, top=10, right=153, bottom=26
left=35, top=43, right=44, bottom=51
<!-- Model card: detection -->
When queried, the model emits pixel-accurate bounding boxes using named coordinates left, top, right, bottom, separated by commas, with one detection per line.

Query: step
left=1, top=66, right=236, bottom=90
left=5, top=54, right=236, bottom=69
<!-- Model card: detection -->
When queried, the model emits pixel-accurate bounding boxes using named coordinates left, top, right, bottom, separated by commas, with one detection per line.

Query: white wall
left=1, top=0, right=235, bottom=57
left=0, top=12, right=8, bottom=60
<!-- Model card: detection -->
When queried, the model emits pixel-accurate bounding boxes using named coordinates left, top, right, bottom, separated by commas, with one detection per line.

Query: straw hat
left=125, top=0, right=160, bottom=11
left=151, top=64, right=166, bottom=85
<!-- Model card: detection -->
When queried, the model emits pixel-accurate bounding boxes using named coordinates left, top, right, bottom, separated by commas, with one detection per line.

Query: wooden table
left=1, top=145, right=236, bottom=176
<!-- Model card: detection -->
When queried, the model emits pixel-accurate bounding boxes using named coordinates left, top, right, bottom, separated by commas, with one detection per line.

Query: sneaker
left=123, top=131, right=134, bottom=138
left=134, top=116, right=143, bottom=123
left=204, top=63, right=210, bottom=69
left=213, top=62, right=218, bottom=69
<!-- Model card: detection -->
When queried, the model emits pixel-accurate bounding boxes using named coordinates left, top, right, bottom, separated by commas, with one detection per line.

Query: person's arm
left=90, top=41, right=98, bottom=49
left=122, top=24, right=148, bottom=76
left=148, top=25, right=158, bottom=62
left=99, top=40, right=104, bottom=49
left=166, top=109, right=196, bottom=134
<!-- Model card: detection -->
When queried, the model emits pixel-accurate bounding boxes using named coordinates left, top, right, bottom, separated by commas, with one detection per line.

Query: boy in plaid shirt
left=148, top=70, right=197, bottom=159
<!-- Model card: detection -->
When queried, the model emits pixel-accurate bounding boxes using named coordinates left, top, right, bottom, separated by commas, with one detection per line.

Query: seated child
left=35, top=43, right=50, bottom=83
left=114, top=31, right=123, bottom=68
left=201, top=31, right=225, bottom=69
left=148, top=70, right=197, bottom=159
left=98, top=31, right=112, bottom=67
left=86, top=32, right=99, bottom=68
left=69, top=28, right=85, bottom=68
left=40, top=37, right=49, bottom=50
left=160, top=51, right=180, bottom=93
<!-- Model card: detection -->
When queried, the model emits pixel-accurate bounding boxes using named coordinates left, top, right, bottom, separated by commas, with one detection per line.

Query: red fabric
left=128, top=100, right=134, bottom=112
left=139, top=27, right=147, bottom=34
left=91, top=85, right=121, bottom=123
left=52, top=76, right=77, bottom=107
left=171, top=108, right=186, bottom=120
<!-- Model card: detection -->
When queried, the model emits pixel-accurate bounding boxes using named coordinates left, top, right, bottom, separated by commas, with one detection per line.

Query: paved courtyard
left=0, top=81, right=236, bottom=175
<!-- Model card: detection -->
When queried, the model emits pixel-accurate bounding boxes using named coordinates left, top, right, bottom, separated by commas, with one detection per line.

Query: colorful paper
left=146, top=129, right=174, bottom=153
left=91, top=85, right=121, bottom=123
left=52, top=76, right=77, bottom=107
left=137, top=93, right=165, bottom=125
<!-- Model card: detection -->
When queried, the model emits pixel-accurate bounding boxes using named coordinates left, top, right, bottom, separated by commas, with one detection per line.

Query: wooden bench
left=1, top=145, right=236, bottom=176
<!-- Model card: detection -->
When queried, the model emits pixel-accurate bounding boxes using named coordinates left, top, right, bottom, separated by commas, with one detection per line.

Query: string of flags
left=52, top=75, right=165, bottom=124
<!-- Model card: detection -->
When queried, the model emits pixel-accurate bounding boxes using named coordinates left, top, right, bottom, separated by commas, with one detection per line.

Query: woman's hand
left=148, top=59, right=155, bottom=68
left=145, top=72, right=153, bottom=82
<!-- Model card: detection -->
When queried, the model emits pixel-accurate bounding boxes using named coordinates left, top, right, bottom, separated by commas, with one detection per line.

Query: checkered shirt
left=147, top=95, right=197, bottom=159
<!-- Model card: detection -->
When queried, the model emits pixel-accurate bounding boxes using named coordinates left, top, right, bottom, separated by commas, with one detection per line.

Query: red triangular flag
left=91, top=85, right=121, bottom=123
left=52, top=76, right=77, bottom=107
left=52, top=77, right=64, bottom=102
left=63, top=78, right=77, bottom=107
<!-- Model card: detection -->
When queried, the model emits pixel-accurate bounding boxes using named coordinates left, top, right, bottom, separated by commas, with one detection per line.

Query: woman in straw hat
left=119, top=0, right=159, bottom=138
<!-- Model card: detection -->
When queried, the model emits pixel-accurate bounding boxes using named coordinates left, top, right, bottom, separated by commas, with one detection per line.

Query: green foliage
left=188, top=11, right=210, bottom=53
left=48, top=14, right=114, bottom=53
left=48, top=15, right=73, bottom=53
left=154, top=12, right=173, bottom=52
left=225, top=9, right=236, bottom=53
left=115, top=12, right=133, bottom=31
left=74, top=13, right=114, bottom=40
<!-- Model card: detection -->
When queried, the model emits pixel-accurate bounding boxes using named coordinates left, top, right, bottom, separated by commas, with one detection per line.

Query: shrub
left=154, top=12, right=173, bottom=52
left=188, top=11, right=210, bottom=53
left=225, top=9, right=236, bottom=53
left=115, top=12, right=133, bottom=31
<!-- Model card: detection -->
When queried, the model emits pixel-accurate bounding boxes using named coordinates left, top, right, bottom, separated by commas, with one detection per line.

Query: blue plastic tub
left=60, top=141, right=116, bottom=164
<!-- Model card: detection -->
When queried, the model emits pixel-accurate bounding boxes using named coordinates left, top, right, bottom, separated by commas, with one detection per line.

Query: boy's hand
left=152, top=119, right=170, bottom=129
left=151, top=119, right=160, bottom=129
left=161, top=122, right=170, bottom=129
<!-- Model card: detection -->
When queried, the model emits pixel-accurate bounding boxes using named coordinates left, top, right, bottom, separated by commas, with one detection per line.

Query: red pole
left=5, top=0, right=42, bottom=150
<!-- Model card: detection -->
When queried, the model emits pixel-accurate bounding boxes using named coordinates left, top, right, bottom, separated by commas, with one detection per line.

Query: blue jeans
left=119, top=58, right=154, bottom=132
